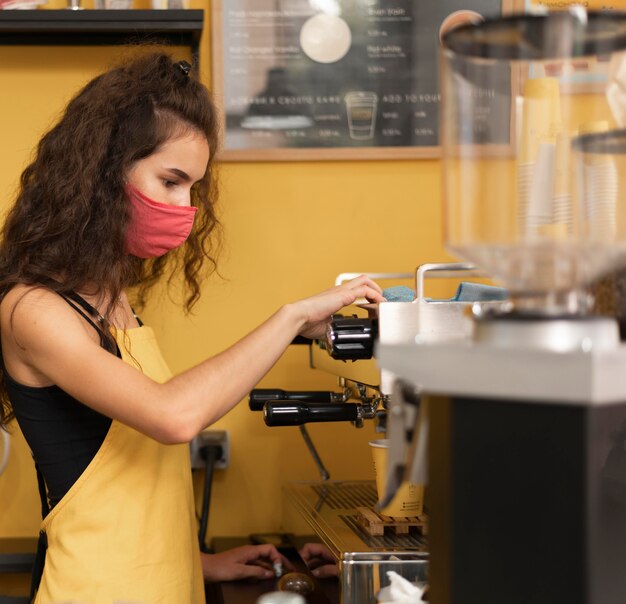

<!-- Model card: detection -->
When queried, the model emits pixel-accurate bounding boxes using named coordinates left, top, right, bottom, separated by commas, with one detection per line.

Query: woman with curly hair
left=0, top=52, right=383, bottom=603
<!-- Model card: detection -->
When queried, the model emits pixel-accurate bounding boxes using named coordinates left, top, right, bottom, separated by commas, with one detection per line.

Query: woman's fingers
left=295, top=275, right=386, bottom=339
left=363, top=285, right=386, bottom=303
left=345, top=283, right=386, bottom=304
left=237, top=563, right=275, bottom=580
left=299, top=542, right=329, bottom=561
left=299, top=543, right=338, bottom=578
left=311, top=563, right=339, bottom=578
left=354, top=275, right=383, bottom=294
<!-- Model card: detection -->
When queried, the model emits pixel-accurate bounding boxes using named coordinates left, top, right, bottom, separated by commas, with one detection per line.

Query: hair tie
left=176, top=60, right=192, bottom=77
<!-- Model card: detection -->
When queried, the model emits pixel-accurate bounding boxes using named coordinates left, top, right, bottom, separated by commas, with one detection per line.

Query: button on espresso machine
left=378, top=10, right=626, bottom=604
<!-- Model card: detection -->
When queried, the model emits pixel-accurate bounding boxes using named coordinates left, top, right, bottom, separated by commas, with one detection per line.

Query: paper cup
left=369, top=439, right=424, bottom=517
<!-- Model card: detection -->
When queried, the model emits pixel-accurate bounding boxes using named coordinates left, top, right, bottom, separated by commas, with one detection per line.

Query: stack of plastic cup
left=579, top=122, right=618, bottom=242
left=517, top=78, right=562, bottom=241
left=585, top=160, right=618, bottom=241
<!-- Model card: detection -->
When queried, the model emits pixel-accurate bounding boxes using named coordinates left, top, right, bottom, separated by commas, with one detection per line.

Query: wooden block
left=391, top=518, right=410, bottom=535
left=356, top=506, right=429, bottom=537
left=357, top=506, right=384, bottom=535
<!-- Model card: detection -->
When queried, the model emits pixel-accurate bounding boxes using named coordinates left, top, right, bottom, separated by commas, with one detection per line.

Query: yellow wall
left=0, top=2, right=451, bottom=539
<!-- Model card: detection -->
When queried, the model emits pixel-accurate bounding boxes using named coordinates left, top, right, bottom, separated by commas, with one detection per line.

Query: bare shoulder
left=2, top=284, right=71, bottom=329
left=1, top=285, right=175, bottom=441
left=2, top=283, right=60, bottom=310
left=1, top=284, right=95, bottom=354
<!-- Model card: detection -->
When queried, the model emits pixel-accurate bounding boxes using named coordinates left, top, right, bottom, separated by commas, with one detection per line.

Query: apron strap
left=59, top=293, right=121, bottom=358
left=34, top=462, right=50, bottom=519
left=131, top=307, right=144, bottom=327
left=29, top=464, right=49, bottom=601
left=29, top=529, right=48, bottom=602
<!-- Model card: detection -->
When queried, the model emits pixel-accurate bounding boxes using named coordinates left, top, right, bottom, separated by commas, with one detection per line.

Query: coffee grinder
left=377, top=10, right=626, bottom=604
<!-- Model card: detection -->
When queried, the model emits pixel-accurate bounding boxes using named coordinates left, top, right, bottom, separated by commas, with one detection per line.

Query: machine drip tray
left=284, top=480, right=428, bottom=559
left=285, top=481, right=429, bottom=604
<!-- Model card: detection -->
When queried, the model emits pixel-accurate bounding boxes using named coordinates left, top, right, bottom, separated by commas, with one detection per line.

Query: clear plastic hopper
left=440, top=10, right=626, bottom=313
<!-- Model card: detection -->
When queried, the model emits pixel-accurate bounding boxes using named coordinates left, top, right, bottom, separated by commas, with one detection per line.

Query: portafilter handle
left=263, top=402, right=360, bottom=426
left=248, top=389, right=343, bottom=411
left=325, top=315, right=378, bottom=360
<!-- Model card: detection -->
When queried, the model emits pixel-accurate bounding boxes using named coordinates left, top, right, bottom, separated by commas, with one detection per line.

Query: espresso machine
left=250, top=266, right=507, bottom=603
left=376, top=9, right=626, bottom=604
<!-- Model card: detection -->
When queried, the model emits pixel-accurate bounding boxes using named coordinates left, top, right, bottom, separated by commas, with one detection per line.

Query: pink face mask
left=125, top=184, right=198, bottom=258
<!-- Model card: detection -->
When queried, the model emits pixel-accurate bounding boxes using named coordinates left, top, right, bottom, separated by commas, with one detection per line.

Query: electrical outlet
left=189, top=430, right=229, bottom=470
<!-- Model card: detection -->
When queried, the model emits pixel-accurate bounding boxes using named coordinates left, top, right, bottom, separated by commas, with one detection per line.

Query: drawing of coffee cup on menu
left=345, top=91, right=378, bottom=140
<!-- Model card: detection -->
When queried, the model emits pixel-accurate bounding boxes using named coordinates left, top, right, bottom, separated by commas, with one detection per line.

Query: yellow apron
left=35, top=326, right=204, bottom=604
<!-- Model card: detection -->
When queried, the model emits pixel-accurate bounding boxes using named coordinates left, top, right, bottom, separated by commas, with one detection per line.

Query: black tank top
left=4, top=292, right=122, bottom=509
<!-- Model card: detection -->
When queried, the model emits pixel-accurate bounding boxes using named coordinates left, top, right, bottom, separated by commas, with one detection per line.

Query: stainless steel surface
left=284, top=481, right=428, bottom=604
left=310, top=341, right=381, bottom=390
left=313, top=264, right=490, bottom=394
left=291, top=267, right=510, bottom=602
left=378, top=297, right=475, bottom=347
left=374, top=265, right=494, bottom=511
left=334, top=273, right=413, bottom=287
left=341, top=554, right=428, bottom=604
left=284, top=481, right=427, bottom=560
left=381, top=381, right=428, bottom=508
left=473, top=315, right=619, bottom=352
left=415, top=262, right=481, bottom=300
left=309, top=264, right=496, bottom=515
left=291, top=268, right=490, bottom=602
left=377, top=333, right=626, bottom=405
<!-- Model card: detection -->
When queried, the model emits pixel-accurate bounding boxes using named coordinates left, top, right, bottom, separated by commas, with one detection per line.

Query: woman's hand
left=201, top=545, right=293, bottom=582
left=292, top=275, right=385, bottom=340
left=298, top=542, right=338, bottom=578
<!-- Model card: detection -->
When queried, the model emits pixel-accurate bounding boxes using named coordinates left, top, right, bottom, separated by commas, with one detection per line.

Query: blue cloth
left=451, top=282, right=508, bottom=302
left=382, top=285, right=416, bottom=302
left=382, top=282, right=508, bottom=303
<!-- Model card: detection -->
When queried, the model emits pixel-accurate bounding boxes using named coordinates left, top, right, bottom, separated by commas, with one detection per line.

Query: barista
left=0, top=52, right=384, bottom=603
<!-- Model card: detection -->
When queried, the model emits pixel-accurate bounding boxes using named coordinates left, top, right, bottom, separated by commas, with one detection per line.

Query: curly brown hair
left=0, top=51, right=222, bottom=427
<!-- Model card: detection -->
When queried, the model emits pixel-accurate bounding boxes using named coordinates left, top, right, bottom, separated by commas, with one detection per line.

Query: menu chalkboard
left=213, top=0, right=513, bottom=160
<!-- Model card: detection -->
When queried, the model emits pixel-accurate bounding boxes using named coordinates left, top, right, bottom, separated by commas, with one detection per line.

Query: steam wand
left=298, top=425, right=330, bottom=481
